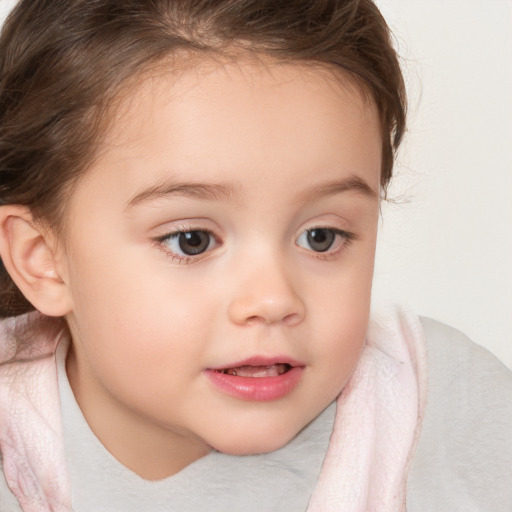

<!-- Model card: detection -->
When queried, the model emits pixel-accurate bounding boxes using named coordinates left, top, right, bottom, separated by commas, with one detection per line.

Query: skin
left=58, top=58, right=382, bottom=480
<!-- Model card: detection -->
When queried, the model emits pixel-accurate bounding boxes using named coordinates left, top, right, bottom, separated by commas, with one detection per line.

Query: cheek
left=304, top=248, right=375, bottom=394
left=315, top=304, right=369, bottom=393
left=65, top=245, right=211, bottom=386
left=66, top=286, right=207, bottom=417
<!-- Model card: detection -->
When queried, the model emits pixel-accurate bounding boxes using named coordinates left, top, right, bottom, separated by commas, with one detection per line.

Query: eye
left=296, top=228, right=352, bottom=253
left=160, top=229, right=216, bottom=257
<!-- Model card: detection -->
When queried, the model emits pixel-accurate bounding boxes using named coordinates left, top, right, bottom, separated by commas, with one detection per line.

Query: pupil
left=307, top=229, right=334, bottom=252
left=178, top=231, right=210, bottom=255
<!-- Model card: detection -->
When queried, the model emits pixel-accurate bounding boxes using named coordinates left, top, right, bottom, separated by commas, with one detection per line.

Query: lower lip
left=204, top=366, right=304, bottom=401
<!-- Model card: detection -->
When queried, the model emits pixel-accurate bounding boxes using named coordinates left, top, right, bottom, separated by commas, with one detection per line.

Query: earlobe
left=0, top=206, right=73, bottom=317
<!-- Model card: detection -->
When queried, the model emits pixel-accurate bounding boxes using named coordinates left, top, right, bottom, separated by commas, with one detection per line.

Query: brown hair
left=0, top=0, right=406, bottom=318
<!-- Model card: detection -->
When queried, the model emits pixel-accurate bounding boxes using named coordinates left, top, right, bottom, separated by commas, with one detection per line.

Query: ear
left=0, top=205, right=73, bottom=317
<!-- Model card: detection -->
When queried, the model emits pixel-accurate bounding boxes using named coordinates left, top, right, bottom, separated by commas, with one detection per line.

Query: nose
left=227, top=259, right=306, bottom=327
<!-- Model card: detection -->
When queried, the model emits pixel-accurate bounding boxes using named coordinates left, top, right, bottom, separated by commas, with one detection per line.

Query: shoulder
left=421, top=316, right=511, bottom=381
left=407, top=317, right=512, bottom=511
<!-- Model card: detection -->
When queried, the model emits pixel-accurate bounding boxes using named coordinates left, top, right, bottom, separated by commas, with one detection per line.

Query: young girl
left=0, top=1, right=510, bottom=511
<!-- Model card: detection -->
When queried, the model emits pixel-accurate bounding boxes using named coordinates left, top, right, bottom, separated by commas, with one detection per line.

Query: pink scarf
left=0, top=307, right=427, bottom=512
left=308, top=307, right=428, bottom=510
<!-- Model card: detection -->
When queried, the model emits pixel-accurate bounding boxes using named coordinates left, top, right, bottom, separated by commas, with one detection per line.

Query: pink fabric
left=0, top=314, right=72, bottom=512
left=0, top=307, right=427, bottom=512
left=307, top=307, right=428, bottom=511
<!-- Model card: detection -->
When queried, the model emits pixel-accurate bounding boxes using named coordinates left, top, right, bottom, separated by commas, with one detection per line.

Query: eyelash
left=153, top=225, right=356, bottom=264
left=153, top=226, right=220, bottom=264
left=297, top=227, right=356, bottom=260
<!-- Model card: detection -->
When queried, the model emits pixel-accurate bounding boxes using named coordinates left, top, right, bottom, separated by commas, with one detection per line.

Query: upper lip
left=208, top=355, right=305, bottom=371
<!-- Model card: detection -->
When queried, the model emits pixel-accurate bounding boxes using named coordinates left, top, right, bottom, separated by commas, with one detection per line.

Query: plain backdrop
left=1, top=0, right=511, bottom=367
left=372, top=0, right=512, bottom=368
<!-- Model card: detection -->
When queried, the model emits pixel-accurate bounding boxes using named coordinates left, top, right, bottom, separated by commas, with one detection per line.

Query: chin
left=208, top=421, right=303, bottom=456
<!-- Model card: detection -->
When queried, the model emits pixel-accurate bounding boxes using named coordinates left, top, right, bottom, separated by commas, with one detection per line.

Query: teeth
left=218, top=364, right=291, bottom=377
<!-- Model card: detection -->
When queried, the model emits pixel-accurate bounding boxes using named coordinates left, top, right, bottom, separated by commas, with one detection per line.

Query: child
left=0, top=1, right=510, bottom=511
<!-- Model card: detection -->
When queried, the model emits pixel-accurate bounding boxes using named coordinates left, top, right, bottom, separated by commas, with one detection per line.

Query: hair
left=0, top=0, right=406, bottom=319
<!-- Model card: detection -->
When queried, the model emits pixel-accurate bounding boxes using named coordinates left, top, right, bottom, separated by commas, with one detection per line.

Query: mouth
left=205, top=357, right=304, bottom=401
left=214, top=363, right=292, bottom=378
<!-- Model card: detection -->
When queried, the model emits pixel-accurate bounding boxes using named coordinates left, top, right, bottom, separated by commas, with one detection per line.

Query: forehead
left=81, top=57, right=382, bottom=202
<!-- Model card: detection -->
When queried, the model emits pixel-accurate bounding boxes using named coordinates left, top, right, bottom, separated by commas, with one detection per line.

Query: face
left=61, top=58, right=382, bottom=479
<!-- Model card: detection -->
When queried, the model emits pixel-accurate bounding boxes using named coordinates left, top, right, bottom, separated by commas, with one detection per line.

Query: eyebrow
left=125, top=173, right=377, bottom=210
left=125, top=180, right=239, bottom=209
left=295, top=175, right=378, bottom=203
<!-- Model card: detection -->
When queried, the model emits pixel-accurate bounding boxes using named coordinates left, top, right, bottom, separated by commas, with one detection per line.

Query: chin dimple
left=217, top=363, right=291, bottom=377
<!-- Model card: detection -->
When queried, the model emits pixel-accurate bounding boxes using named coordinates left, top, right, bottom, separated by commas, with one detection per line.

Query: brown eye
left=161, top=230, right=214, bottom=257
left=297, top=227, right=352, bottom=254
left=306, top=228, right=335, bottom=252
left=177, top=231, right=211, bottom=255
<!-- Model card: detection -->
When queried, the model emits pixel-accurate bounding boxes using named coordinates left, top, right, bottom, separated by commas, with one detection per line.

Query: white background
left=372, top=0, right=512, bottom=368
left=1, top=0, right=511, bottom=367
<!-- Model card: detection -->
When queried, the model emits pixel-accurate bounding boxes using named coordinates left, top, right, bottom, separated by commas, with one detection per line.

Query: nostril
left=283, top=312, right=302, bottom=327
left=243, top=312, right=302, bottom=326
left=246, top=315, right=261, bottom=325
